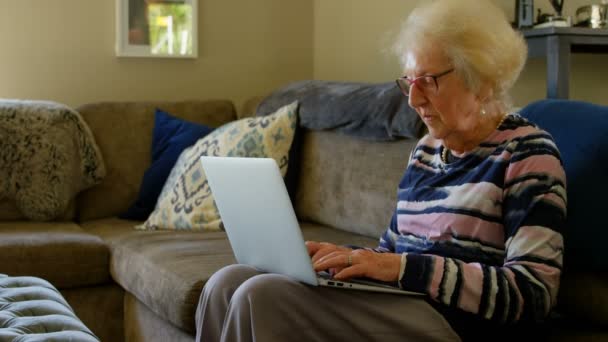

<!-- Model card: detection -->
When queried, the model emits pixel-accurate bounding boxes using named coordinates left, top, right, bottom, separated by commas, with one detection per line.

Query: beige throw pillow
left=140, top=101, right=298, bottom=231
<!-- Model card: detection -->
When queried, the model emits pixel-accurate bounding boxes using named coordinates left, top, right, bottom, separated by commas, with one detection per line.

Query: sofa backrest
left=0, top=199, right=76, bottom=222
left=76, top=100, right=237, bottom=222
left=294, top=130, right=419, bottom=239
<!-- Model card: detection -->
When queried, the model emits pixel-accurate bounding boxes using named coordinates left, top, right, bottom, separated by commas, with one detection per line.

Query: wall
left=313, top=0, right=608, bottom=107
left=3, top=1, right=604, bottom=110
left=0, top=1, right=313, bottom=110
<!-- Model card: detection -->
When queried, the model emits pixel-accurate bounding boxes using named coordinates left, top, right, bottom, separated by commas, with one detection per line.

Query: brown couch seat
left=82, top=218, right=378, bottom=334
left=0, top=222, right=110, bottom=289
left=82, top=218, right=233, bottom=334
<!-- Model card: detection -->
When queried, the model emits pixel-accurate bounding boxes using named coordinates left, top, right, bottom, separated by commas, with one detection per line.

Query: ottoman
left=0, top=274, right=99, bottom=342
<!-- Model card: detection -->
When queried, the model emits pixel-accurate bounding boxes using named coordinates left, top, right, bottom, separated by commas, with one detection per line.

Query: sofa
left=0, top=92, right=606, bottom=341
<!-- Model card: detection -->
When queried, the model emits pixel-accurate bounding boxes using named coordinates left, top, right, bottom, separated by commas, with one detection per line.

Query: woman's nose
left=407, top=84, right=427, bottom=109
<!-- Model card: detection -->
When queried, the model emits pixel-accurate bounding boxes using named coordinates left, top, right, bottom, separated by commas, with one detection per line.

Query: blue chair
left=520, top=99, right=608, bottom=332
left=520, top=99, right=608, bottom=272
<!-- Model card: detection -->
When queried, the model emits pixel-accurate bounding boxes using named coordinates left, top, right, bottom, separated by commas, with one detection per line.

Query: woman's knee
left=204, top=264, right=260, bottom=294
left=230, top=274, right=296, bottom=309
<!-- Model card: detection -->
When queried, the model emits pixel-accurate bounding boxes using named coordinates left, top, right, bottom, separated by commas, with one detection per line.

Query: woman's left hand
left=312, top=249, right=402, bottom=282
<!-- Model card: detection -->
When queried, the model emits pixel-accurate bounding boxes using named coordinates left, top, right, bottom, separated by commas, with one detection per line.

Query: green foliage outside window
left=148, top=3, right=193, bottom=55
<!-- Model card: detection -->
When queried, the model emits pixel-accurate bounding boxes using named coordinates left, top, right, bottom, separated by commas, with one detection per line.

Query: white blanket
left=0, top=100, right=106, bottom=221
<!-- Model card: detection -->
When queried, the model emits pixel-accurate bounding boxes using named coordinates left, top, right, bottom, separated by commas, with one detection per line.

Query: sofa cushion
left=0, top=200, right=24, bottom=221
left=520, top=99, right=608, bottom=271
left=296, top=130, right=419, bottom=239
left=60, top=284, right=125, bottom=342
left=240, top=95, right=265, bottom=119
left=76, top=100, right=237, bottom=221
left=300, top=222, right=379, bottom=248
left=82, top=218, right=378, bottom=333
left=0, top=199, right=76, bottom=222
left=256, top=80, right=424, bottom=141
left=120, top=109, right=214, bottom=221
left=124, top=292, right=194, bottom=342
left=141, top=101, right=298, bottom=231
left=0, top=222, right=110, bottom=289
left=82, top=218, right=234, bottom=334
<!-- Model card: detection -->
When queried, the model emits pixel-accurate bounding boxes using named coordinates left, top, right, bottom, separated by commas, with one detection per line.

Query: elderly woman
left=195, top=0, right=566, bottom=341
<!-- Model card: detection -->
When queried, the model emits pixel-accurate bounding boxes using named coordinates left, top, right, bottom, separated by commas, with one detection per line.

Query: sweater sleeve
left=390, top=134, right=566, bottom=323
left=377, top=212, right=398, bottom=253
left=375, top=146, right=417, bottom=253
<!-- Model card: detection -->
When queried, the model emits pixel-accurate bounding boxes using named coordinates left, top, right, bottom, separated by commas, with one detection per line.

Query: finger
left=332, top=252, right=368, bottom=280
left=312, top=244, right=353, bottom=264
left=305, top=241, right=321, bottom=256
left=313, top=251, right=350, bottom=271
left=311, top=249, right=333, bottom=264
left=313, top=250, right=343, bottom=266
left=333, top=264, right=368, bottom=281
left=307, top=241, right=336, bottom=258
left=311, top=245, right=340, bottom=263
left=328, top=267, right=344, bottom=277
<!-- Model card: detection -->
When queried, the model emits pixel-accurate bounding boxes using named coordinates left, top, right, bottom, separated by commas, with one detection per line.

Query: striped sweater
left=378, top=113, right=566, bottom=324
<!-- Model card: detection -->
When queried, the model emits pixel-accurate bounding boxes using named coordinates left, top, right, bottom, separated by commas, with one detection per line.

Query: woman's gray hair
left=393, top=0, right=527, bottom=107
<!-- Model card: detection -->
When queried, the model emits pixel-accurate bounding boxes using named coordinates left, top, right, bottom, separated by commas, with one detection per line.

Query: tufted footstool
left=0, top=274, right=100, bottom=342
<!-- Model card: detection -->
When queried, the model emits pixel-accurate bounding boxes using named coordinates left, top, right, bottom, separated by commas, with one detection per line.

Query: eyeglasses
left=395, top=68, right=454, bottom=97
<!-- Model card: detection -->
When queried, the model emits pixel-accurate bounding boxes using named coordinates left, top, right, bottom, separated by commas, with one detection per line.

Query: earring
left=480, top=107, right=487, bottom=115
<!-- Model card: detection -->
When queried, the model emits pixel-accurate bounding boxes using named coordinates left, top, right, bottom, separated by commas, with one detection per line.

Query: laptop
left=200, top=156, right=424, bottom=296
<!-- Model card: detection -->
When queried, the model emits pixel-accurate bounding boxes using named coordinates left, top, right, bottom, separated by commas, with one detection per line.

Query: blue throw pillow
left=520, top=99, right=608, bottom=271
left=119, top=109, right=213, bottom=220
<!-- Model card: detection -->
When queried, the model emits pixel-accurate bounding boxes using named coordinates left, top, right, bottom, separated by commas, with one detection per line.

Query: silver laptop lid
left=200, top=156, right=319, bottom=286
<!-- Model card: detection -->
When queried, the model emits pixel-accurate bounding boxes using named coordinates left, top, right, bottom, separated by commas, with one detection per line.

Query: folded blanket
left=0, top=100, right=105, bottom=221
left=255, top=80, right=424, bottom=141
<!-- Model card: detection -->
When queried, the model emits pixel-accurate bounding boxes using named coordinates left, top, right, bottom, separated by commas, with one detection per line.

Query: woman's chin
left=426, top=127, right=443, bottom=140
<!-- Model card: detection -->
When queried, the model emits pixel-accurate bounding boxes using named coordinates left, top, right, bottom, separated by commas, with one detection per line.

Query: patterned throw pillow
left=139, top=101, right=298, bottom=231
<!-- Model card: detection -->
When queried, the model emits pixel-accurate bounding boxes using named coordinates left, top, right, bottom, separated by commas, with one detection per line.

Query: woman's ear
left=477, top=84, right=494, bottom=104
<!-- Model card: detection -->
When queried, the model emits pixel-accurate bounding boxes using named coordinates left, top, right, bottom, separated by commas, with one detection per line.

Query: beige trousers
left=195, top=264, right=460, bottom=342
